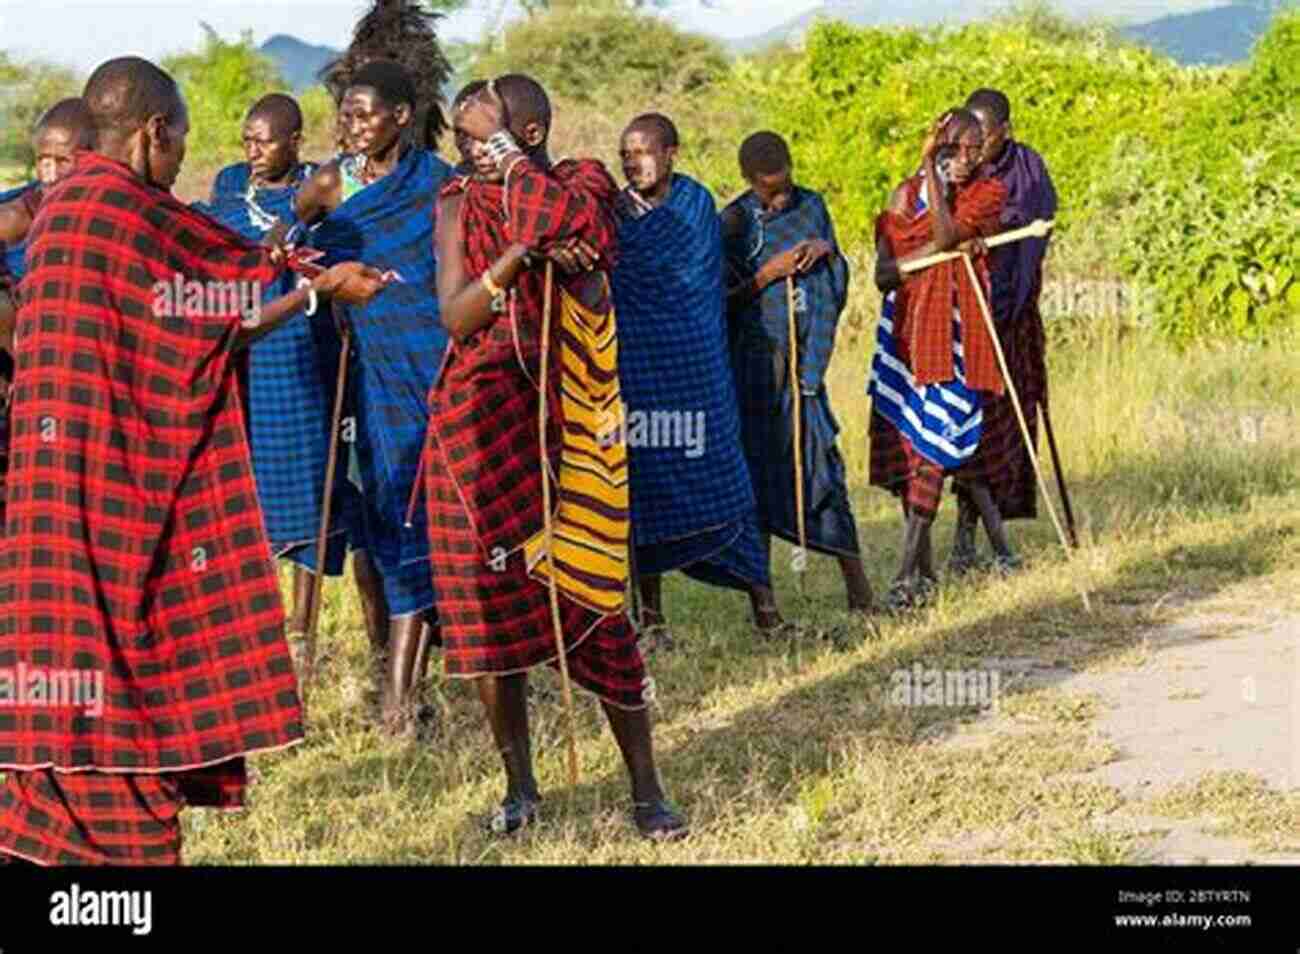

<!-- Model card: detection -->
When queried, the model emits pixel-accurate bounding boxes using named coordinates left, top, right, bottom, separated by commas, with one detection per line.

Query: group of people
left=0, top=6, right=1057, bottom=867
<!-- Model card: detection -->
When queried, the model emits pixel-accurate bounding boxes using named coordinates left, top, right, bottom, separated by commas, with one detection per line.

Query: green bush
left=163, top=26, right=288, bottom=166
left=474, top=0, right=730, bottom=103
left=0, top=53, right=82, bottom=176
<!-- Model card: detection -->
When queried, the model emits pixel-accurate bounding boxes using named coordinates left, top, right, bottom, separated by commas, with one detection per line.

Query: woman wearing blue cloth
left=294, top=54, right=452, bottom=735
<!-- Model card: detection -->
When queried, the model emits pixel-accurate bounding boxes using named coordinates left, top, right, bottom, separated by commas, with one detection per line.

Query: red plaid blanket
left=877, top=174, right=1006, bottom=394
left=0, top=151, right=304, bottom=776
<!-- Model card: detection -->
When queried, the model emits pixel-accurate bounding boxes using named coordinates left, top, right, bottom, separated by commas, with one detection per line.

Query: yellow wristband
left=481, top=270, right=505, bottom=298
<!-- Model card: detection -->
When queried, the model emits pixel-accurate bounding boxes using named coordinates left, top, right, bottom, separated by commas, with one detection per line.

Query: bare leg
left=966, top=482, right=1021, bottom=571
left=601, top=701, right=688, bottom=840
left=838, top=554, right=873, bottom=611
left=637, top=573, right=675, bottom=651
left=352, top=550, right=389, bottom=710
left=477, top=673, right=540, bottom=833
left=380, top=613, right=426, bottom=734
left=750, top=583, right=787, bottom=633
left=948, top=491, right=980, bottom=575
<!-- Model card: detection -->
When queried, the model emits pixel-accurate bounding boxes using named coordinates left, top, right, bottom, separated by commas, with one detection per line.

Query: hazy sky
left=0, top=0, right=1225, bottom=76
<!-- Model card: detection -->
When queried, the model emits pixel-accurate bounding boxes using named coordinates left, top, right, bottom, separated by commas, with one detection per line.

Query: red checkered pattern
left=877, top=175, right=1006, bottom=394
left=0, top=761, right=244, bottom=866
left=0, top=152, right=304, bottom=783
left=867, top=409, right=946, bottom=521
left=424, top=158, right=646, bottom=708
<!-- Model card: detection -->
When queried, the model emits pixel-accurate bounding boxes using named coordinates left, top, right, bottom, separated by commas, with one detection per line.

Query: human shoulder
left=213, top=162, right=250, bottom=195
left=719, top=190, right=754, bottom=243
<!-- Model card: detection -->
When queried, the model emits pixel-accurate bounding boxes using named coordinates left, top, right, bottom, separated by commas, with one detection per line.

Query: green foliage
left=474, top=0, right=730, bottom=103
left=163, top=26, right=287, bottom=166
left=730, top=9, right=1300, bottom=345
left=0, top=53, right=82, bottom=175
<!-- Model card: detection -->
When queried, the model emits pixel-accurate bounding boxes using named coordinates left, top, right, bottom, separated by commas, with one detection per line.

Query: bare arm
left=294, top=162, right=343, bottom=226
left=0, top=202, right=33, bottom=247
left=233, top=262, right=386, bottom=351
left=436, top=193, right=532, bottom=344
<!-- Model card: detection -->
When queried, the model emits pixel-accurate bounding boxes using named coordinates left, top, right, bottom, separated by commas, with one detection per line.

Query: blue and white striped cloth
left=866, top=179, right=983, bottom=470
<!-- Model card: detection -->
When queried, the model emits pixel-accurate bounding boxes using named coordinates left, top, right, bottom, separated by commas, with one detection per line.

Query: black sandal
left=632, top=799, right=689, bottom=842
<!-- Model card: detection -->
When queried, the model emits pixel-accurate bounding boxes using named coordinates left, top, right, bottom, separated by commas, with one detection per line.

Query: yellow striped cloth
left=524, top=286, right=630, bottom=616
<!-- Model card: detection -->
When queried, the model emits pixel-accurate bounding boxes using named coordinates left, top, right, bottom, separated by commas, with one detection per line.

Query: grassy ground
left=179, top=315, right=1300, bottom=865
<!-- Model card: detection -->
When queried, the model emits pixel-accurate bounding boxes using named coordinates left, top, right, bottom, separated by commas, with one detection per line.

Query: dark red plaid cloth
left=867, top=409, right=946, bottom=521
left=954, top=290, right=1048, bottom=521
left=0, top=760, right=244, bottom=866
left=424, top=158, right=646, bottom=708
left=876, top=175, right=1006, bottom=394
left=0, top=152, right=304, bottom=859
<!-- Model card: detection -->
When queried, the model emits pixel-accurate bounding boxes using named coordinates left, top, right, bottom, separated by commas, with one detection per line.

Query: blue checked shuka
left=610, top=174, right=768, bottom=590
left=723, top=185, right=862, bottom=557
left=866, top=178, right=983, bottom=470
left=203, top=161, right=358, bottom=576
left=306, top=146, right=452, bottom=615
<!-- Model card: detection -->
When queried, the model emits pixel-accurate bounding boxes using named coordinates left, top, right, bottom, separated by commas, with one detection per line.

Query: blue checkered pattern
left=202, top=162, right=358, bottom=575
left=305, top=147, right=452, bottom=614
left=611, top=173, right=768, bottom=589
left=723, top=186, right=862, bottom=557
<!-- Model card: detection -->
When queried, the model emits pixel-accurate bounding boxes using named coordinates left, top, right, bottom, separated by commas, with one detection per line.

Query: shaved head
left=625, top=112, right=678, bottom=150
left=35, top=98, right=96, bottom=149
left=246, top=93, right=303, bottom=139
left=82, top=56, right=184, bottom=139
left=494, top=74, right=551, bottom=143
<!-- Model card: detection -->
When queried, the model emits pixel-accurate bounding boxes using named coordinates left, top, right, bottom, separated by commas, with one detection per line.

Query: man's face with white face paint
left=619, top=128, right=674, bottom=198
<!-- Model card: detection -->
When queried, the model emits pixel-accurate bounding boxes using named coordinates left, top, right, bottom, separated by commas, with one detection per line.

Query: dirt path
left=953, top=600, right=1299, bottom=863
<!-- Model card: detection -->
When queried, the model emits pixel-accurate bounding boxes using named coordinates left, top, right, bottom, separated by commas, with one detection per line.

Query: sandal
left=639, top=623, right=677, bottom=653
left=485, top=793, right=541, bottom=836
left=632, top=799, right=689, bottom=842
left=991, top=552, right=1024, bottom=576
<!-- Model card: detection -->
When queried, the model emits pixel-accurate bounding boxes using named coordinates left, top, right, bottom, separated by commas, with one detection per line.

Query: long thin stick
left=538, top=262, right=580, bottom=788
left=786, top=276, right=807, bottom=599
left=303, top=322, right=352, bottom=703
left=961, top=254, right=1091, bottom=613
left=900, top=219, right=1055, bottom=274
left=1040, top=403, right=1079, bottom=549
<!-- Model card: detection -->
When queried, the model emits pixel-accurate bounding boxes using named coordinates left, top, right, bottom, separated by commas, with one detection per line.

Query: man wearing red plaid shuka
left=0, top=56, right=384, bottom=866
left=426, top=75, right=687, bottom=841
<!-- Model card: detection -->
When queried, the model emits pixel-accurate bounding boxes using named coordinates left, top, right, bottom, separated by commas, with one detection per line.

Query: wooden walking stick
left=302, top=321, right=353, bottom=705
left=958, top=252, right=1092, bottom=614
left=538, top=261, right=581, bottom=788
left=786, top=276, right=808, bottom=599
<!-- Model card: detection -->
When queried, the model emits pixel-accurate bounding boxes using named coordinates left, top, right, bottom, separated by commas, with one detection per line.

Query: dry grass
left=175, top=326, right=1300, bottom=865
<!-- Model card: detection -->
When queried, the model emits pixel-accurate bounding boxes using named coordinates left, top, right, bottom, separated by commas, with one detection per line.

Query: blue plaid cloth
left=202, top=161, right=357, bottom=576
left=0, top=182, right=37, bottom=282
left=611, top=173, right=768, bottom=590
left=866, top=177, right=983, bottom=470
left=722, top=186, right=862, bottom=557
left=306, top=146, right=452, bottom=614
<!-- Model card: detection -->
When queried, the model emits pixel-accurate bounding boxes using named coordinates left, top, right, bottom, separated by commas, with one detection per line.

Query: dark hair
left=320, top=0, right=453, bottom=149
left=738, top=130, right=791, bottom=178
left=35, top=97, right=96, bottom=148
left=452, top=79, right=488, bottom=110
left=965, top=88, right=1011, bottom=125
left=82, top=56, right=183, bottom=138
left=348, top=59, right=418, bottom=112
left=625, top=112, right=678, bottom=149
left=246, top=93, right=303, bottom=137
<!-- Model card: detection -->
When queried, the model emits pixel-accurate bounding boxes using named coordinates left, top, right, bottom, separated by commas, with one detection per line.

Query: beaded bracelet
left=484, top=130, right=520, bottom=167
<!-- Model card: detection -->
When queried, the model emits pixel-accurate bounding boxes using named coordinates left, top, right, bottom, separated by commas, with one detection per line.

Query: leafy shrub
left=163, top=26, right=288, bottom=166
left=474, top=0, right=730, bottom=103
left=0, top=53, right=82, bottom=176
